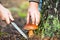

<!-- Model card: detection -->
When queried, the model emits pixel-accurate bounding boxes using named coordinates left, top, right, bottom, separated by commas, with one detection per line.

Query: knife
left=11, top=22, right=28, bottom=39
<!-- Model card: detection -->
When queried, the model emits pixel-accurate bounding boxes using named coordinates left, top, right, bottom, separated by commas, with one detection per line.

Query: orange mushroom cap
left=23, top=24, right=38, bottom=30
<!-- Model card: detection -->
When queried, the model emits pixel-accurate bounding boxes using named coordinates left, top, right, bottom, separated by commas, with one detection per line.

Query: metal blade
left=11, top=22, right=28, bottom=39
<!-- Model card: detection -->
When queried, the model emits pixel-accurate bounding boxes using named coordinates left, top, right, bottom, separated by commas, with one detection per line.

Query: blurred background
left=0, top=0, right=29, bottom=18
left=0, top=0, right=60, bottom=40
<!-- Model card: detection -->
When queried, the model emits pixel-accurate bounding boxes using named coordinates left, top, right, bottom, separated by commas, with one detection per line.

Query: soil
left=0, top=0, right=60, bottom=40
left=0, top=16, right=41, bottom=40
left=0, top=17, right=60, bottom=40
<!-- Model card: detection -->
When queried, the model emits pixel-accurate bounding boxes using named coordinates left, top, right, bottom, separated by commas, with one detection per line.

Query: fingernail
left=36, top=24, right=38, bottom=26
left=7, top=22, right=10, bottom=24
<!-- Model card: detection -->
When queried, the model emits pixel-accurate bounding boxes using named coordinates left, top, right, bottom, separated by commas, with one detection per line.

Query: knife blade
left=11, top=22, right=28, bottom=39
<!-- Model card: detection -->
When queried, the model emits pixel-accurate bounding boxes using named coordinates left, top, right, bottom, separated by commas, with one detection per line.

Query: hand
left=0, top=4, right=14, bottom=24
left=27, top=2, right=40, bottom=25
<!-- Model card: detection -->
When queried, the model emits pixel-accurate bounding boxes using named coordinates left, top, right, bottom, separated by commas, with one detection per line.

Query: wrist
left=29, top=2, right=38, bottom=10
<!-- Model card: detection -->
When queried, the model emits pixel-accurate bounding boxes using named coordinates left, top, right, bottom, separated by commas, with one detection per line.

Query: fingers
left=5, top=13, right=14, bottom=24
left=6, top=10, right=14, bottom=24
left=27, top=12, right=30, bottom=24
left=8, top=11, right=14, bottom=21
left=1, top=15, right=10, bottom=24
left=30, top=12, right=35, bottom=24
left=5, top=16, right=10, bottom=24
left=27, top=11, right=40, bottom=25
left=2, top=11, right=14, bottom=24
left=35, top=12, right=40, bottom=25
left=0, top=6, right=14, bottom=24
left=0, top=12, right=10, bottom=24
left=27, top=12, right=35, bottom=24
left=1, top=17, right=5, bottom=20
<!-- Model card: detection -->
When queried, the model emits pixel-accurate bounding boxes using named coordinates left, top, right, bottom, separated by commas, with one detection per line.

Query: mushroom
left=23, top=23, right=38, bottom=38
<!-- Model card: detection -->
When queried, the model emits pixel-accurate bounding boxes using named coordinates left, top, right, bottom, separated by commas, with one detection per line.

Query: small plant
left=0, top=32, right=8, bottom=37
left=41, top=14, right=60, bottom=38
left=34, top=0, right=60, bottom=39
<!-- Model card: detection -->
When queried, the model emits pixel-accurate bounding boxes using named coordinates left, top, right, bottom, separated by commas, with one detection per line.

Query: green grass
left=0, top=32, right=8, bottom=36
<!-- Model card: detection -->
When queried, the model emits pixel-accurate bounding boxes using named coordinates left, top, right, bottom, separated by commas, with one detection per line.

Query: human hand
left=27, top=2, right=40, bottom=25
left=0, top=4, right=14, bottom=24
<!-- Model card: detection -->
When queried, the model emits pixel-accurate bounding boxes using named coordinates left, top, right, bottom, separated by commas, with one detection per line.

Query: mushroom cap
left=23, top=24, right=38, bottom=30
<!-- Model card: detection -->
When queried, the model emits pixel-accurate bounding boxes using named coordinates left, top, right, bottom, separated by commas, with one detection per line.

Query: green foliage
left=0, top=32, right=8, bottom=36
left=9, top=1, right=29, bottom=18
left=34, top=0, right=60, bottom=38
left=34, top=13, right=60, bottom=38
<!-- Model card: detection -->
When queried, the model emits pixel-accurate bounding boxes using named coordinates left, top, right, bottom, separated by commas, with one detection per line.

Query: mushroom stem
left=28, top=30, right=34, bottom=38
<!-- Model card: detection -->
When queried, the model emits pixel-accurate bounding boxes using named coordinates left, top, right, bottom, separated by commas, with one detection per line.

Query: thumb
left=8, top=12, right=14, bottom=21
